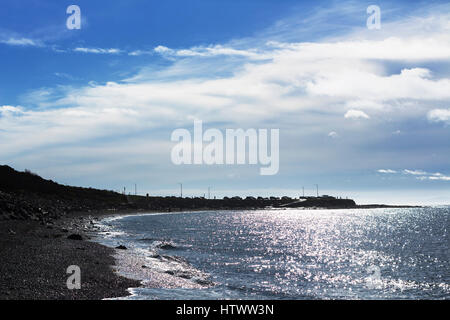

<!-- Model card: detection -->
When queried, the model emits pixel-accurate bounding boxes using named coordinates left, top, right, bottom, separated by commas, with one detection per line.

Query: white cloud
left=428, top=174, right=450, bottom=181
left=54, top=72, right=79, bottom=81
left=377, top=169, right=450, bottom=182
left=417, top=172, right=450, bottom=181
left=74, top=47, right=122, bottom=54
left=377, top=169, right=397, bottom=174
left=403, top=169, right=427, bottom=175
left=0, top=105, right=24, bottom=115
left=5, top=15, right=450, bottom=137
left=3, top=12, right=450, bottom=155
left=344, top=110, right=370, bottom=120
left=328, top=131, right=338, bottom=138
left=0, top=37, right=42, bottom=47
left=154, top=45, right=172, bottom=54
left=427, top=108, right=450, bottom=124
left=128, top=50, right=153, bottom=56
left=153, top=44, right=267, bottom=60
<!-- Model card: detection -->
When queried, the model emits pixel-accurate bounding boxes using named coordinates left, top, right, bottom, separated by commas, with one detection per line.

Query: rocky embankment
left=0, top=165, right=362, bottom=222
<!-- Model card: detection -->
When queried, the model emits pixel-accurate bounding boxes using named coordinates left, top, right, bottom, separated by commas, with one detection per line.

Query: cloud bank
left=0, top=3, right=449, bottom=197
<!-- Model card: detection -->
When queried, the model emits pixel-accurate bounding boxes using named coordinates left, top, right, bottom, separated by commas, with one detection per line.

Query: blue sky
left=0, top=0, right=449, bottom=204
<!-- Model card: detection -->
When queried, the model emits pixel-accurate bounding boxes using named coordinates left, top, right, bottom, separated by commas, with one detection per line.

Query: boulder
left=67, top=234, right=83, bottom=241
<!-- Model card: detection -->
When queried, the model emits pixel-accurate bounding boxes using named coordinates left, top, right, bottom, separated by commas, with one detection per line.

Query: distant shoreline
left=0, top=165, right=424, bottom=223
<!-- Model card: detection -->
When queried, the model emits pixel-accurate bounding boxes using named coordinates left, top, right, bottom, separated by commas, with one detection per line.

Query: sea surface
left=96, top=207, right=449, bottom=300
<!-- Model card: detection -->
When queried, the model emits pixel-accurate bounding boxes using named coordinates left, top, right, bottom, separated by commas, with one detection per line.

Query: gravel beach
left=0, top=212, right=141, bottom=300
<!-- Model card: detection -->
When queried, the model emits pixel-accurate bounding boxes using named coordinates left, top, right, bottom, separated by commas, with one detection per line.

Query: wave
left=94, top=218, right=214, bottom=290
left=154, top=241, right=178, bottom=250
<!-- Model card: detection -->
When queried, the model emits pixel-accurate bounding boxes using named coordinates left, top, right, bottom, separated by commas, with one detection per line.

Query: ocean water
left=96, top=207, right=449, bottom=300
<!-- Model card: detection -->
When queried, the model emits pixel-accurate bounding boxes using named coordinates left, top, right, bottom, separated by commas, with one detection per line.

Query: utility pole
left=178, top=183, right=183, bottom=198
left=208, top=187, right=211, bottom=200
left=135, top=184, right=137, bottom=196
left=315, top=184, right=319, bottom=197
left=302, top=186, right=305, bottom=197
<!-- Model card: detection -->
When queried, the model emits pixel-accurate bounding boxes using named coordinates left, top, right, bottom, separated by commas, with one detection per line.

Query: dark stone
left=115, top=245, right=127, bottom=250
left=67, top=234, right=83, bottom=241
left=157, top=243, right=176, bottom=250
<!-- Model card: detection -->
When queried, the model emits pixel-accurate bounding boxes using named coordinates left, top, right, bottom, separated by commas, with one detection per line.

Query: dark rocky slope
left=0, top=165, right=365, bottom=222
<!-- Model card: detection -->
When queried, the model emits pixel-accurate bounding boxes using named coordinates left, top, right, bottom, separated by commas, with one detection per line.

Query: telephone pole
left=208, top=187, right=211, bottom=200
left=178, top=183, right=183, bottom=198
left=315, top=184, right=319, bottom=197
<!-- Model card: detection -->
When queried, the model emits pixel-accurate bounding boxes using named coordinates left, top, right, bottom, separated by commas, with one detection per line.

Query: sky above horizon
left=0, top=0, right=449, bottom=205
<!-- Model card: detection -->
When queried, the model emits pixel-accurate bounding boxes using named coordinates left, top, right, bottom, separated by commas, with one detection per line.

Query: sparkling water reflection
left=99, top=207, right=449, bottom=299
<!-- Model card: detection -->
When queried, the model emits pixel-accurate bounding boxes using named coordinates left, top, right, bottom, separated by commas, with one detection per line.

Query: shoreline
left=0, top=206, right=432, bottom=300
left=0, top=208, right=217, bottom=300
